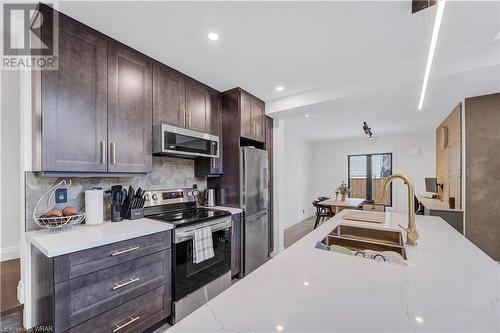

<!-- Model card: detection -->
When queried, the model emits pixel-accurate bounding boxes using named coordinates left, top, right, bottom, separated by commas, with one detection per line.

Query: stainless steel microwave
left=153, top=124, right=219, bottom=159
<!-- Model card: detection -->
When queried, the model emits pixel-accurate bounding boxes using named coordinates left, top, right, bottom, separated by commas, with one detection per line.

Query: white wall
left=1, top=66, right=22, bottom=261
left=281, top=122, right=314, bottom=229
left=312, top=131, right=436, bottom=214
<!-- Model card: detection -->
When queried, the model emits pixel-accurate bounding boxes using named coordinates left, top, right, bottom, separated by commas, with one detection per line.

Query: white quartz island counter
left=169, top=211, right=499, bottom=332
left=26, top=218, right=173, bottom=257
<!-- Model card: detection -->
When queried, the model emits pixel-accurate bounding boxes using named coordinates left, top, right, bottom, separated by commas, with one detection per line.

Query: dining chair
left=312, top=201, right=334, bottom=229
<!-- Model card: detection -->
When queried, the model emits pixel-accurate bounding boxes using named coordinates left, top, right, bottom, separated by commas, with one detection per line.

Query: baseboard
left=1, top=245, right=20, bottom=261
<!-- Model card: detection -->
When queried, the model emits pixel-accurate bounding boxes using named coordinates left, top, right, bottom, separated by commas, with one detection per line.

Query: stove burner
left=148, top=207, right=231, bottom=227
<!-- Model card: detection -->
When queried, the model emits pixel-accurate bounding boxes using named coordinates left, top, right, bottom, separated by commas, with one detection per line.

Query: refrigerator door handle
left=245, top=211, right=267, bottom=220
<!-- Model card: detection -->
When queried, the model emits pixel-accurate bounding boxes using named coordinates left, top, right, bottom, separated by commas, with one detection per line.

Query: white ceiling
left=58, top=1, right=500, bottom=141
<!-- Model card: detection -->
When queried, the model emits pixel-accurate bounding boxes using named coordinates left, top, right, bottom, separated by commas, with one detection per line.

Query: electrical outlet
left=55, top=188, right=67, bottom=203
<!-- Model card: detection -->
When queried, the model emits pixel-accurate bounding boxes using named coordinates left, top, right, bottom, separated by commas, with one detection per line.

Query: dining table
left=317, top=197, right=365, bottom=214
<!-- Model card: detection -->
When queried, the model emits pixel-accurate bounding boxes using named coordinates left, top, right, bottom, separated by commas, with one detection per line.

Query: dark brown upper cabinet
left=153, top=64, right=215, bottom=135
left=108, top=42, right=153, bottom=173
left=32, top=5, right=152, bottom=174
left=34, top=11, right=108, bottom=173
left=194, top=94, right=223, bottom=176
left=153, top=63, right=186, bottom=128
left=186, top=81, right=212, bottom=133
left=240, top=90, right=265, bottom=143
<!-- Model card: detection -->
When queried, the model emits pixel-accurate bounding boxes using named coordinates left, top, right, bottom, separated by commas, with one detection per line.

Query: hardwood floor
left=1, top=258, right=23, bottom=331
left=284, top=216, right=328, bottom=248
left=1, top=258, right=21, bottom=312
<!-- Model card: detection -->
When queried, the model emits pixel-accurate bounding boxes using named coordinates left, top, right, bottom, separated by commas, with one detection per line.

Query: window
left=348, top=153, right=392, bottom=206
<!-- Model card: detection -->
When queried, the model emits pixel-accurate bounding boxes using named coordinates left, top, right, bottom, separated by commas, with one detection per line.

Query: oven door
left=173, top=217, right=231, bottom=301
left=153, top=124, right=219, bottom=158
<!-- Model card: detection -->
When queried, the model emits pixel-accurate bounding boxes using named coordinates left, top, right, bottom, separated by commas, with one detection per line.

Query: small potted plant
left=336, top=181, right=350, bottom=201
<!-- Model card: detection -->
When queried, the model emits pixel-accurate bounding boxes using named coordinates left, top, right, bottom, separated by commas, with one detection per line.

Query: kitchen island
left=169, top=210, right=499, bottom=332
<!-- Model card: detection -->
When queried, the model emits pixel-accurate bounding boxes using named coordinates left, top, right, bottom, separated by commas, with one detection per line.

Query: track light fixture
left=363, top=122, right=373, bottom=140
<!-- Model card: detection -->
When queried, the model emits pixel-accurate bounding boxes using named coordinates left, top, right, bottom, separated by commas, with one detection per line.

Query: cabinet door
left=193, top=94, right=223, bottom=176
left=186, top=81, right=211, bottom=133
left=252, top=99, right=265, bottom=142
left=231, top=214, right=241, bottom=278
left=240, top=92, right=254, bottom=140
left=153, top=63, right=186, bottom=127
left=211, top=94, right=223, bottom=174
left=108, top=42, right=152, bottom=173
left=41, top=16, right=108, bottom=172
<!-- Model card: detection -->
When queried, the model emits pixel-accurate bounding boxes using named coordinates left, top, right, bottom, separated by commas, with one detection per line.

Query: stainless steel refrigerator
left=240, top=147, right=269, bottom=276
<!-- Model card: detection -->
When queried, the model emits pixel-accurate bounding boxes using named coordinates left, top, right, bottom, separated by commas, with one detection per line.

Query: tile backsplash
left=26, top=156, right=207, bottom=231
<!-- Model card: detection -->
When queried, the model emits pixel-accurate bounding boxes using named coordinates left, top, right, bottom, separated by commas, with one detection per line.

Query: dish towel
left=193, top=226, right=215, bottom=264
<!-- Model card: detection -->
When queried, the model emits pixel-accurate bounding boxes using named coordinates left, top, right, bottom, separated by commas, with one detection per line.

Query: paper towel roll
left=85, top=189, right=104, bottom=225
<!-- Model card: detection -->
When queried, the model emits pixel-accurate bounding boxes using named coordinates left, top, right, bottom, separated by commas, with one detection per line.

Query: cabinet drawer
left=54, top=231, right=171, bottom=283
left=68, top=285, right=171, bottom=333
left=55, top=250, right=170, bottom=330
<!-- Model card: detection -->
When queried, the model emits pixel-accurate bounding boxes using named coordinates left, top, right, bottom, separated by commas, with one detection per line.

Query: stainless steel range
left=143, top=188, right=232, bottom=324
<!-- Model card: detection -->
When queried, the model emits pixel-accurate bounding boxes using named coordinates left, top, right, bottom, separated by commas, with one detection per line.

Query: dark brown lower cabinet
left=231, top=214, right=242, bottom=278
left=31, top=232, right=171, bottom=333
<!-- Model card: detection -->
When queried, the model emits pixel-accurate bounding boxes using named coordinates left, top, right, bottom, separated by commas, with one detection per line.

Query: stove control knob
left=152, top=193, right=159, bottom=201
left=144, top=193, right=151, bottom=201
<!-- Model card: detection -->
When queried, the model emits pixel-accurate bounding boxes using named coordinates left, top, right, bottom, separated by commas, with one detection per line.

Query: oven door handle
left=174, top=219, right=231, bottom=243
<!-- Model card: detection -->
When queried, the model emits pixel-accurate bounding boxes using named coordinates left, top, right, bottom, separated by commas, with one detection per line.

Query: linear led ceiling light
left=418, top=0, right=446, bottom=111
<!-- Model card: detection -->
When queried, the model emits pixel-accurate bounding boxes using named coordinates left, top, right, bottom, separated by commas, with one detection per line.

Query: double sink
left=320, top=212, right=407, bottom=262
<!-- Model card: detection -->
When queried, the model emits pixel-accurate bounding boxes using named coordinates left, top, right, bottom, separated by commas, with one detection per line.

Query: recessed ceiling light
left=207, top=32, right=219, bottom=41
left=276, top=86, right=284, bottom=92
left=415, top=316, right=424, bottom=324
left=276, top=325, right=284, bottom=331
left=418, top=0, right=446, bottom=111
left=305, top=114, right=310, bottom=118
left=303, top=281, right=310, bottom=286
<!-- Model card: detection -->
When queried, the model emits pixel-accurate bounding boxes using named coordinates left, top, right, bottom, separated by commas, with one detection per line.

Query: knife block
left=126, top=207, right=144, bottom=220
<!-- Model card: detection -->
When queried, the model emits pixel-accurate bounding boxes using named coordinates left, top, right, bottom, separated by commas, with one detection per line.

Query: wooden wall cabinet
left=240, top=90, right=265, bottom=143
left=194, top=94, right=223, bottom=176
left=153, top=63, right=186, bottom=128
left=186, top=81, right=212, bottom=133
left=35, top=12, right=108, bottom=173
left=108, top=42, right=153, bottom=173
left=33, top=5, right=153, bottom=174
left=153, top=63, right=215, bottom=136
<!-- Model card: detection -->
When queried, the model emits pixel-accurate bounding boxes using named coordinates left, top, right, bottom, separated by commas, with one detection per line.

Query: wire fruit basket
left=33, top=180, right=86, bottom=232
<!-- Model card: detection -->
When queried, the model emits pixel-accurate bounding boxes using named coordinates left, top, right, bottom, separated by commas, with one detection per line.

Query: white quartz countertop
left=206, top=206, right=243, bottom=215
left=418, top=196, right=464, bottom=212
left=169, top=210, right=499, bottom=332
left=26, top=218, right=173, bottom=257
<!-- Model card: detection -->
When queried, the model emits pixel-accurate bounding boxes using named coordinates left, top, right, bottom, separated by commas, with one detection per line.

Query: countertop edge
left=26, top=218, right=174, bottom=258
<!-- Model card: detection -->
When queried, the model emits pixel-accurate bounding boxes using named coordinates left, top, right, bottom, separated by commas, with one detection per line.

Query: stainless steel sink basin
left=322, top=224, right=407, bottom=260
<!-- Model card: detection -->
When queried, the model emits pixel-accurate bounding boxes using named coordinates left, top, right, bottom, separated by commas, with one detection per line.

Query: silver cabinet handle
left=110, top=142, right=116, bottom=164
left=183, top=108, right=187, bottom=127
left=112, top=277, right=141, bottom=290
left=113, top=316, right=140, bottom=332
left=100, top=141, right=106, bottom=164
left=187, top=113, right=192, bottom=128
left=111, top=246, right=140, bottom=256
